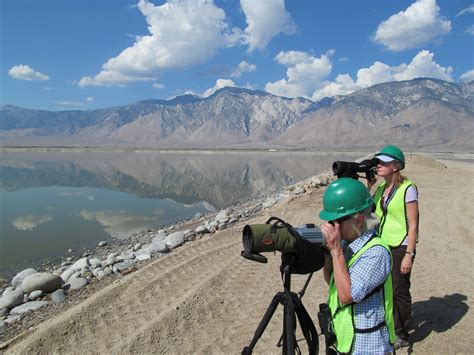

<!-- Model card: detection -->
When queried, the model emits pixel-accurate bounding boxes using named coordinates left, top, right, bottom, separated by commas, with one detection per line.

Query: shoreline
left=0, top=165, right=335, bottom=344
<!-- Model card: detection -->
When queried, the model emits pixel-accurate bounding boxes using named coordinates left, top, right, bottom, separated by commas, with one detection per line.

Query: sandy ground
left=1, top=154, right=473, bottom=354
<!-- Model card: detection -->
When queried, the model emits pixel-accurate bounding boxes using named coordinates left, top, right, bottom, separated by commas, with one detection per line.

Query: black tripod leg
left=283, top=291, right=296, bottom=355
left=242, top=293, right=283, bottom=355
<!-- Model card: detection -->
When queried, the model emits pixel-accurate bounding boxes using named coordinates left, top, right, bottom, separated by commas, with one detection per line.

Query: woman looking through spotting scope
left=368, top=145, right=419, bottom=350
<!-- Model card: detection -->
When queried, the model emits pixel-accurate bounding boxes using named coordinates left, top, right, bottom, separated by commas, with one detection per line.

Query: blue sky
left=1, top=0, right=473, bottom=111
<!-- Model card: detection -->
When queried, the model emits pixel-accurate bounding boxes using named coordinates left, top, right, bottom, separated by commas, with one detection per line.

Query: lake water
left=0, top=150, right=359, bottom=278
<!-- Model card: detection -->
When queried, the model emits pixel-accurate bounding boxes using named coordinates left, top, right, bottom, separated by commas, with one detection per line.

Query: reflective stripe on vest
left=327, top=236, right=396, bottom=353
left=374, top=180, right=416, bottom=247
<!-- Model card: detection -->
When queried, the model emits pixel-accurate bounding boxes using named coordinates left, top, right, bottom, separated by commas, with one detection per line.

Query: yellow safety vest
left=374, top=180, right=418, bottom=247
left=327, top=236, right=395, bottom=353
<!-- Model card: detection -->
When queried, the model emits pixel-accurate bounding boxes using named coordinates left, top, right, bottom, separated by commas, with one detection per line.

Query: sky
left=1, top=0, right=473, bottom=111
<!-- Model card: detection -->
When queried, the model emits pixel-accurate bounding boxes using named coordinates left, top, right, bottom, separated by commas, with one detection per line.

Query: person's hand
left=321, top=222, right=342, bottom=254
left=400, top=255, right=413, bottom=274
left=367, top=174, right=378, bottom=191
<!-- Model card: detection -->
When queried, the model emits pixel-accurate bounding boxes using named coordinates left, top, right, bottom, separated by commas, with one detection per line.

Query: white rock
left=215, top=210, right=229, bottom=223
left=5, top=314, right=21, bottom=324
left=152, top=234, right=166, bottom=244
left=0, top=288, right=24, bottom=309
left=148, top=241, right=168, bottom=254
left=117, top=252, right=135, bottom=261
left=194, top=212, right=204, bottom=219
left=0, top=320, right=6, bottom=329
left=61, top=268, right=76, bottom=282
left=51, top=289, right=67, bottom=303
left=11, top=268, right=38, bottom=288
left=28, top=290, right=44, bottom=301
left=135, top=254, right=151, bottom=261
left=67, top=277, right=88, bottom=290
left=98, top=241, right=108, bottom=247
left=70, top=257, right=90, bottom=271
left=165, top=231, right=185, bottom=250
left=105, top=255, right=117, bottom=266
left=10, top=301, right=49, bottom=315
left=97, top=268, right=112, bottom=280
left=89, top=258, right=102, bottom=270
left=22, top=272, right=63, bottom=294
left=133, top=243, right=142, bottom=251
left=196, top=225, right=209, bottom=234
left=112, top=261, right=132, bottom=273
left=293, top=187, right=306, bottom=195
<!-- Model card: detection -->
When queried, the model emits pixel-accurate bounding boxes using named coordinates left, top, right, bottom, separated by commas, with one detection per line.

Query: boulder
left=70, top=257, right=90, bottom=271
left=61, top=268, right=76, bottom=282
left=11, top=268, right=38, bottom=287
left=28, top=290, right=44, bottom=301
left=10, top=301, right=49, bottom=315
left=98, top=241, right=108, bottom=247
left=148, top=241, right=168, bottom=254
left=51, top=289, right=67, bottom=303
left=0, top=288, right=24, bottom=309
left=196, top=225, right=209, bottom=234
left=165, top=232, right=185, bottom=250
left=112, top=261, right=132, bottom=274
left=66, top=277, right=88, bottom=290
left=22, top=273, right=63, bottom=294
left=135, top=254, right=151, bottom=261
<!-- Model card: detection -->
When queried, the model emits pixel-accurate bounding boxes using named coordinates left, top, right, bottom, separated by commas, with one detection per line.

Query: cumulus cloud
left=265, top=50, right=332, bottom=98
left=203, top=78, right=236, bottom=97
left=230, top=61, right=257, bottom=78
left=12, top=215, right=52, bottom=231
left=311, top=50, right=453, bottom=101
left=374, top=0, right=451, bottom=51
left=8, top=65, right=50, bottom=81
left=241, top=0, right=296, bottom=52
left=79, top=209, right=157, bottom=239
left=85, top=97, right=94, bottom=103
left=79, top=0, right=239, bottom=87
left=457, top=4, right=474, bottom=16
left=460, top=69, right=474, bottom=82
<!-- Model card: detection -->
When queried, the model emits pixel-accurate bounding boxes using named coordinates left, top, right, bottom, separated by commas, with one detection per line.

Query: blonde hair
left=392, top=161, right=407, bottom=187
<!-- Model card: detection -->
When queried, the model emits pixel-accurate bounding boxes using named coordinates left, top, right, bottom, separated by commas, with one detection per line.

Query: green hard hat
left=375, top=145, right=405, bottom=169
left=319, top=178, right=374, bottom=221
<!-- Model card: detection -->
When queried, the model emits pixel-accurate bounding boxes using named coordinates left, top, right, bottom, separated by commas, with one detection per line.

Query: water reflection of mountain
left=0, top=151, right=355, bottom=208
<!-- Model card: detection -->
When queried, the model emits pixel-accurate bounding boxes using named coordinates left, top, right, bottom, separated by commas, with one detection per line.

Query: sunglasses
left=328, top=215, right=352, bottom=226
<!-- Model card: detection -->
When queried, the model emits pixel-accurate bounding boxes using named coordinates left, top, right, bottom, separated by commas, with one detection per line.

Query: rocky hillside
left=1, top=79, right=473, bottom=150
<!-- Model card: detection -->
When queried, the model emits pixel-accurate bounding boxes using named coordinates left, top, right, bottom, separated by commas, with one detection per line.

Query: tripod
left=242, top=263, right=319, bottom=355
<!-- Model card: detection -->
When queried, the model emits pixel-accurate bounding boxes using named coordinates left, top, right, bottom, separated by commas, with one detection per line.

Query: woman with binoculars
left=368, top=145, right=419, bottom=350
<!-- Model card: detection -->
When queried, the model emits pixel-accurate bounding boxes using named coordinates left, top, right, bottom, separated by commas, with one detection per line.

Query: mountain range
left=1, top=78, right=473, bottom=151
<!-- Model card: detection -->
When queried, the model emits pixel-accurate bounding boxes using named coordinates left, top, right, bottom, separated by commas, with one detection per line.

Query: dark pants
left=391, top=245, right=412, bottom=341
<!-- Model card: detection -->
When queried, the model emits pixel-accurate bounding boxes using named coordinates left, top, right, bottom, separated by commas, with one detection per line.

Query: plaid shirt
left=344, top=229, right=393, bottom=354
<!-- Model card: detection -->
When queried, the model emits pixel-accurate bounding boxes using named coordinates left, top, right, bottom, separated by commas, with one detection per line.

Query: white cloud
left=203, top=78, right=235, bottom=97
left=152, top=82, right=165, bottom=89
left=311, top=50, right=453, bottom=101
left=460, top=69, right=474, bottom=82
left=8, top=64, right=50, bottom=81
left=265, top=50, right=332, bottom=98
left=457, top=5, right=474, bottom=16
left=43, top=86, right=52, bottom=91
left=86, top=97, right=94, bottom=103
left=240, top=0, right=296, bottom=52
left=12, top=215, right=52, bottom=231
left=374, top=0, right=451, bottom=51
left=79, top=0, right=238, bottom=87
left=466, top=25, right=474, bottom=36
left=79, top=209, right=156, bottom=239
left=231, top=61, right=256, bottom=78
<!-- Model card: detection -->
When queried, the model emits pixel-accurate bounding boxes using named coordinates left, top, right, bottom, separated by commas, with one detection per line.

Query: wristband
left=405, top=251, right=416, bottom=257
